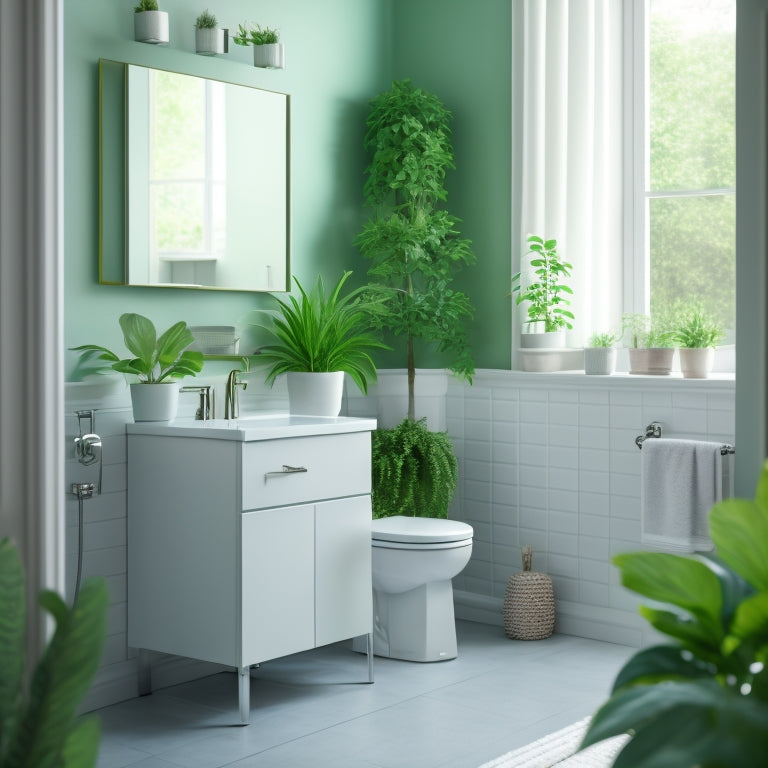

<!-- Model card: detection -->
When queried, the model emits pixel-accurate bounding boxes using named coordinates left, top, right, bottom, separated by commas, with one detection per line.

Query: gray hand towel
left=640, top=439, right=724, bottom=553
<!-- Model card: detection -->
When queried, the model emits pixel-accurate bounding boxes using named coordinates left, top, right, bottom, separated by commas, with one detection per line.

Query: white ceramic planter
left=286, top=371, right=344, bottom=416
left=520, top=330, right=566, bottom=349
left=195, top=27, right=227, bottom=55
left=583, top=347, right=617, bottom=375
left=679, top=347, right=715, bottom=379
left=628, top=347, right=675, bottom=375
left=134, top=10, right=169, bottom=44
left=253, top=43, right=284, bottom=69
left=130, top=382, right=180, bottom=422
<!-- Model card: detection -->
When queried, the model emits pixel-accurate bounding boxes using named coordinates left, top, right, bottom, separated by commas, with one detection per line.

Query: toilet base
left=371, top=580, right=459, bottom=662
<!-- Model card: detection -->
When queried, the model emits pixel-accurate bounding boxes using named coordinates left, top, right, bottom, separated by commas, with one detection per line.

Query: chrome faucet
left=224, top=369, right=248, bottom=419
left=180, top=385, right=215, bottom=420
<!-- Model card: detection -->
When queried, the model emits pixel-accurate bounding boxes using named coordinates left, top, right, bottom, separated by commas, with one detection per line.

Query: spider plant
left=252, top=271, right=389, bottom=395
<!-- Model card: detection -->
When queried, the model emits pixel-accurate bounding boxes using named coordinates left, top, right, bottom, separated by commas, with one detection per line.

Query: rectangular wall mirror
left=99, top=59, right=290, bottom=292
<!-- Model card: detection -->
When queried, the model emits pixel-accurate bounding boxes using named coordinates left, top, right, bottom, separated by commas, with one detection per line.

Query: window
left=627, top=0, right=736, bottom=341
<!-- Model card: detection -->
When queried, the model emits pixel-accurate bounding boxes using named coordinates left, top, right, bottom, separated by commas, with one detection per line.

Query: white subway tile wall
left=66, top=370, right=735, bottom=709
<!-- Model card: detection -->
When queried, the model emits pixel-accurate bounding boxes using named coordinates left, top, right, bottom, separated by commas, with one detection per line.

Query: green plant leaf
left=615, top=552, right=723, bottom=637
left=62, top=715, right=101, bottom=768
left=709, top=492, right=768, bottom=591
left=611, top=644, right=713, bottom=691
left=3, top=577, right=108, bottom=766
left=0, top=538, right=25, bottom=752
left=119, top=313, right=156, bottom=374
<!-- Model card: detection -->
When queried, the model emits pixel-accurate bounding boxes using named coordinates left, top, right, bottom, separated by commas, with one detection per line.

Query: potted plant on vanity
left=71, top=313, right=203, bottom=422
left=584, top=331, right=618, bottom=375
left=251, top=271, right=389, bottom=417
left=134, top=0, right=169, bottom=45
left=622, top=313, right=676, bottom=376
left=356, top=79, right=475, bottom=519
left=194, top=9, right=227, bottom=56
left=232, top=22, right=284, bottom=69
left=511, top=235, right=574, bottom=371
left=674, top=308, right=724, bottom=379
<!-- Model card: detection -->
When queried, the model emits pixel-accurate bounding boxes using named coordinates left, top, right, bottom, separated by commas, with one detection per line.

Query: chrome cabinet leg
left=366, top=633, right=374, bottom=683
left=138, top=649, right=152, bottom=696
left=238, top=666, right=250, bottom=724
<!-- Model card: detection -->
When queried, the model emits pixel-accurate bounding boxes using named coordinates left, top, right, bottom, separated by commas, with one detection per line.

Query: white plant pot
left=134, top=10, right=169, bottom=45
left=253, top=43, right=284, bottom=69
left=520, top=330, right=566, bottom=349
left=628, top=347, right=675, bottom=376
left=679, top=347, right=715, bottom=379
left=195, top=27, right=227, bottom=55
left=583, top=347, right=617, bottom=375
left=130, top=382, right=179, bottom=422
left=286, top=371, right=344, bottom=416
left=519, top=348, right=567, bottom=372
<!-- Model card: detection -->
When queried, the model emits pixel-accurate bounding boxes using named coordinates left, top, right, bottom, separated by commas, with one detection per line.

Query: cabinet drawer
left=242, top=432, right=371, bottom=511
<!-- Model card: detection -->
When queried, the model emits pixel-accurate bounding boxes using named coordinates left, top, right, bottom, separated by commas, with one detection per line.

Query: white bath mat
left=478, top=717, right=629, bottom=768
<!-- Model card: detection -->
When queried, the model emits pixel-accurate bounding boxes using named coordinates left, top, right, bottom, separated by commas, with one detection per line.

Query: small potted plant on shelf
left=622, top=312, right=675, bottom=375
left=249, top=271, right=389, bottom=417
left=511, top=234, right=574, bottom=371
left=584, top=331, right=618, bottom=375
left=194, top=8, right=227, bottom=56
left=674, top=308, right=724, bottom=379
left=71, top=313, right=203, bottom=422
left=232, top=22, right=284, bottom=69
left=134, top=0, right=169, bottom=45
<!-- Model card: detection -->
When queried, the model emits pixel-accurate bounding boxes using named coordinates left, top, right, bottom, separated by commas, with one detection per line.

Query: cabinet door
left=241, top=504, right=315, bottom=666
left=315, top=495, right=373, bottom=647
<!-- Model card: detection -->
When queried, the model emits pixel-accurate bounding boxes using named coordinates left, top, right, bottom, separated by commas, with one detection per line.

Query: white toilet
left=370, top=515, right=473, bottom=662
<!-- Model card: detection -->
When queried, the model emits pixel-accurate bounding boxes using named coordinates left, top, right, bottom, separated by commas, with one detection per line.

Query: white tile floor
left=95, top=621, right=635, bottom=768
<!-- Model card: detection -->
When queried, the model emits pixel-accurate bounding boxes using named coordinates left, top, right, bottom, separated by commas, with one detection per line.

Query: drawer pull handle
left=264, top=465, right=308, bottom=480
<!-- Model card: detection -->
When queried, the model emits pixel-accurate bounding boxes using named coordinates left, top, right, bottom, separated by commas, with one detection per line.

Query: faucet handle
left=180, top=385, right=214, bottom=420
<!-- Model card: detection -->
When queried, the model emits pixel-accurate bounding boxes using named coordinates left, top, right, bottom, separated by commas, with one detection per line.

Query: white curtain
left=512, top=0, right=623, bottom=347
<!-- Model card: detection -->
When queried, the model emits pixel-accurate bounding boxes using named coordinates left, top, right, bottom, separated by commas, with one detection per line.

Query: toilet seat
left=371, top=516, right=473, bottom=549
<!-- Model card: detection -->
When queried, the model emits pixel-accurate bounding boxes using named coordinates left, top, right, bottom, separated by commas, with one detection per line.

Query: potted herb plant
left=580, top=460, right=768, bottom=765
left=71, top=313, right=203, bottom=422
left=511, top=235, right=574, bottom=371
left=194, top=9, right=227, bottom=56
left=134, top=0, right=169, bottom=45
left=250, top=271, right=388, bottom=417
left=674, top=308, right=725, bottom=379
left=356, top=79, right=474, bottom=518
left=584, top=331, right=618, bottom=375
left=232, top=22, right=284, bottom=68
left=622, top=312, right=675, bottom=375
left=0, top=538, right=108, bottom=767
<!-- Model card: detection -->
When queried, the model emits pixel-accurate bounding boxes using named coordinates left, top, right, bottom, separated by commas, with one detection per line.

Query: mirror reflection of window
left=148, top=70, right=226, bottom=286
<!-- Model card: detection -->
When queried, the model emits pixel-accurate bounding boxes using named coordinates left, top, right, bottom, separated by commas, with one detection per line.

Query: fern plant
left=251, top=271, right=388, bottom=395
left=371, top=418, right=457, bottom=519
left=134, top=0, right=159, bottom=12
left=0, top=537, right=108, bottom=767
left=232, top=23, right=279, bottom=46
left=195, top=9, right=217, bottom=29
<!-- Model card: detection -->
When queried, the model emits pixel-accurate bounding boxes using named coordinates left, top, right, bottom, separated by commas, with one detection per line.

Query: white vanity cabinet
left=126, top=416, right=376, bottom=724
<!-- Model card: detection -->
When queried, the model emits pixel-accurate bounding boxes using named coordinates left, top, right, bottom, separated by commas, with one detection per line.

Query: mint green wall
left=388, top=0, right=513, bottom=370
left=64, top=0, right=392, bottom=375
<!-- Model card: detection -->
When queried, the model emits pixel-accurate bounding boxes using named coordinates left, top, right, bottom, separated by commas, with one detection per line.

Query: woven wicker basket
left=502, top=546, right=555, bottom=640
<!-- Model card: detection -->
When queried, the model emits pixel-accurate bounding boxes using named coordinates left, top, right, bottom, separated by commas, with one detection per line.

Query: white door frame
left=0, top=0, right=64, bottom=658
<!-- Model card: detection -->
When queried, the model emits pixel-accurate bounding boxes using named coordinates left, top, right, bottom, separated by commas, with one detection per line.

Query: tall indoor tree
left=356, top=80, right=475, bottom=519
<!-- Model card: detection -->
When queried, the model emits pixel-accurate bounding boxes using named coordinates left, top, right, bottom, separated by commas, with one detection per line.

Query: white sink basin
left=126, top=413, right=378, bottom=441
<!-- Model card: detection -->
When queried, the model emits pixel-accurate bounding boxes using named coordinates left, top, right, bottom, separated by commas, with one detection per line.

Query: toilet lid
left=371, top=515, right=473, bottom=544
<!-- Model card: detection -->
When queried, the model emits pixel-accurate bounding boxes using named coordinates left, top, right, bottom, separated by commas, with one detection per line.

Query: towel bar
left=634, top=423, right=735, bottom=456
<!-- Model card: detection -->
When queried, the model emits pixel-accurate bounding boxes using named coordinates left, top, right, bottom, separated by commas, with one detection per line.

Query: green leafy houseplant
left=511, top=235, right=574, bottom=333
left=588, top=331, right=618, bottom=348
left=0, top=537, right=108, bottom=767
left=134, top=0, right=159, bottom=11
left=674, top=308, right=725, bottom=349
left=252, top=271, right=389, bottom=395
left=356, top=79, right=475, bottom=421
left=581, top=460, right=768, bottom=766
left=71, top=313, right=203, bottom=384
left=232, top=22, right=279, bottom=46
left=356, top=80, right=473, bottom=518
left=371, top=418, right=457, bottom=519
left=194, top=9, right=216, bottom=29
